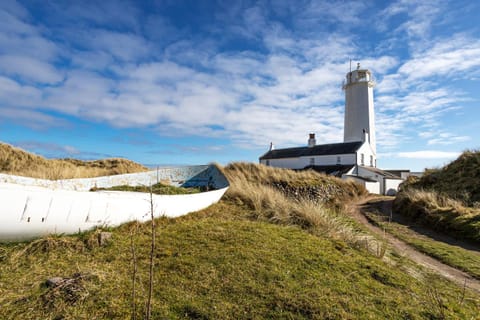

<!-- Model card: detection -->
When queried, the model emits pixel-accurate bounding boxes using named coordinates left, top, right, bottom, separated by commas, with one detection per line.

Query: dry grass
left=221, top=163, right=366, bottom=244
left=395, top=151, right=480, bottom=243
left=223, top=162, right=366, bottom=207
left=0, top=143, right=147, bottom=179
left=393, top=189, right=480, bottom=243
left=404, top=149, right=480, bottom=206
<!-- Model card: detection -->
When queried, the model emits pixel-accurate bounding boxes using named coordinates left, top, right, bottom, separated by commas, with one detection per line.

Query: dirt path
left=348, top=197, right=480, bottom=294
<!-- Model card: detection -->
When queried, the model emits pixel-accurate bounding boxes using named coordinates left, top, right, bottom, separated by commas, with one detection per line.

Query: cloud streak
left=0, top=0, right=478, bottom=164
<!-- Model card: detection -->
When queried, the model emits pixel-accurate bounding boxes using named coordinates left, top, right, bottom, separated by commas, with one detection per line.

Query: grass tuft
left=91, top=182, right=202, bottom=194
left=0, top=142, right=147, bottom=179
left=395, top=150, right=480, bottom=244
left=1, top=147, right=479, bottom=318
left=394, top=189, right=480, bottom=244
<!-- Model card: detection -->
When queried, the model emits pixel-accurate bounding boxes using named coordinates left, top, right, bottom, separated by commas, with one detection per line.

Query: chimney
left=269, top=142, right=275, bottom=151
left=308, top=133, right=316, bottom=148
left=363, top=129, right=369, bottom=143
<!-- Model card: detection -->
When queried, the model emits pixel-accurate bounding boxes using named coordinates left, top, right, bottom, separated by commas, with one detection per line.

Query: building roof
left=359, top=166, right=403, bottom=179
left=259, top=141, right=364, bottom=160
left=344, top=175, right=378, bottom=183
left=384, top=169, right=410, bottom=178
left=303, top=164, right=355, bottom=177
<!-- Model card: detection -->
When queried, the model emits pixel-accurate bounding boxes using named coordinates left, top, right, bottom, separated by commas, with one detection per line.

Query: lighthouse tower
left=343, top=63, right=376, bottom=154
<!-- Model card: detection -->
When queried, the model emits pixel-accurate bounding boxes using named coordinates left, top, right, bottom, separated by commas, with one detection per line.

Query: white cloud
left=378, top=0, right=444, bottom=40
left=426, top=133, right=470, bottom=146
left=0, top=76, right=42, bottom=107
left=397, top=150, right=461, bottom=159
left=0, top=55, right=63, bottom=84
left=84, top=29, right=151, bottom=62
left=399, top=36, right=480, bottom=81
left=15, top=141, right=80, bottom=156
left=1, top=0, right=478, bottom=159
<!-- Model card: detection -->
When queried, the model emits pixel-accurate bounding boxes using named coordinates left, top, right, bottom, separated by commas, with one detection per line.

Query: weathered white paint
left=0, top=165, right=229, bottom=242
left=343, top=65, right=376, bottom=154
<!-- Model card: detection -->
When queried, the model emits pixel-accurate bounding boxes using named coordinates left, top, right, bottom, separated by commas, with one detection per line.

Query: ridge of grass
left=1, top=151, right=479, bottom=318
left=0, top=142, right=147, bottom=179
left=404, top=150, right=480, bottom=206
left=91, top=182, right=203, bottom=195
left=394, top=150, right=480, bottom=244
left=393, top=189, right=480, bottom=244
left=1, top=205, right=479, bottom=319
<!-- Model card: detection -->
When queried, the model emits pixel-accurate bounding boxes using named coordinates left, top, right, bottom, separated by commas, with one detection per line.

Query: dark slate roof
left=303, top=165, right=355, bottom=177
left=384, top=169, right=410, bottom=178
left=344, top=175, right=378, bottom=183
left=259, top=141, right=363, bottom=160
left=360, top=166, right=403, bottom=179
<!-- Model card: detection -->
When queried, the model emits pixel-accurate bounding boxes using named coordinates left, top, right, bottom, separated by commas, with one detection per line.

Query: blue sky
left=1, top=0, right=479, bottom=171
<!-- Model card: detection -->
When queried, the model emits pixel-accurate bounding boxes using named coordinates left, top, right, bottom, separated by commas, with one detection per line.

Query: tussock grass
left=1, top=216, right=479, bottom=319
left=403, top=149, right=480, bottom=207
left=91, top=182, right=202, bottom=194
left=393, top=189, right=480, bottom=243
left=224, top=162, right=366, bottom=207
left=395, top=150, right=480, bottom=244
left=221, top=163, right=366, bottom=244
left=1, top=149, right=479, bottom=318
left=0, top=143, right=147, bottom=179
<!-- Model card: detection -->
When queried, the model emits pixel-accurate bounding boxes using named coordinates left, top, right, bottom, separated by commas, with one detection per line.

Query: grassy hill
left=0, top=148, right=479, bottom=318
left=394, top=150, right=480, bottom=243
left=0, top=143, right=147, bottom=179
left=404, top=150, right=480, bottom=206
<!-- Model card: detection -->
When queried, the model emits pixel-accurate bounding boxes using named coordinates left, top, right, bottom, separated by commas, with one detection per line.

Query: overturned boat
left=0, top=164, right=229, bottom=242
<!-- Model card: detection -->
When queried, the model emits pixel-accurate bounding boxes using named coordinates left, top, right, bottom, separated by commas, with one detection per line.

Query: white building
left=259, top=63, right=403, bottom=195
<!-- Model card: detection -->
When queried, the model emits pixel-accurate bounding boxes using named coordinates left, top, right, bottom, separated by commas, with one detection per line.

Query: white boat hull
left=0, top=165, right=229, bottom=242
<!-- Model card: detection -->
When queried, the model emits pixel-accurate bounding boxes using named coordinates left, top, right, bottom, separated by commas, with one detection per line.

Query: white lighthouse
left=259, top=63, right=408, bottom=195
left=343, top=63, right=376, bottom=155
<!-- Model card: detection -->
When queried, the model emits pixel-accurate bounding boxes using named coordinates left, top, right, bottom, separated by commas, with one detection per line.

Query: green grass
left=363, top=204, right=480, bottom=280
left=393, top=190, right=480, bottom=244
left=394, top=150, right=480, bottom=245
left=404, top=150, right=480, bottom=206
left=1, top=200, right=479, bottom=319
left=91, top=182, right=203, bottom=195
left=1, top=161, right=479, bottom=319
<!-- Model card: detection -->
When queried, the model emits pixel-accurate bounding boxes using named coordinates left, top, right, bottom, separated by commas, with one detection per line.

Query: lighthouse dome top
left=342, top=63, right=375, bottom=89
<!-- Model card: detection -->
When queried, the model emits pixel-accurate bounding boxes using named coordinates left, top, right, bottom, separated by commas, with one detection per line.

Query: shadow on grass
left=360, top=198, right=480, bottom=254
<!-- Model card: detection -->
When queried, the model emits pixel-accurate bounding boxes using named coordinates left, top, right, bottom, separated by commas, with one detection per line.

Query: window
left=360, top=153, right=364, bottom=166
left=310, top=157, right=315, bottom=165
left=266, top=160, right=270, bottom=166
left=370, top=155, right=373, bottom=167
left=337, top=156, right=341, bottom=164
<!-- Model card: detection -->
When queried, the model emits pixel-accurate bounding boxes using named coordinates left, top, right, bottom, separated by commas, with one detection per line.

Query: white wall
left=356, top=142, right=376, bottom=167
left=356, top=166, right=404, bottom=195
left=384, top=179, right=403, bottom=196
left=344, top=69, right=376, bottom=154
left=365, top=181, right=381, bottom=194
left=357, top=166, right=384, bottom=193
left=342, top=175, right=380, bottom=194
left=261, top=153, right=357, bottom=169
